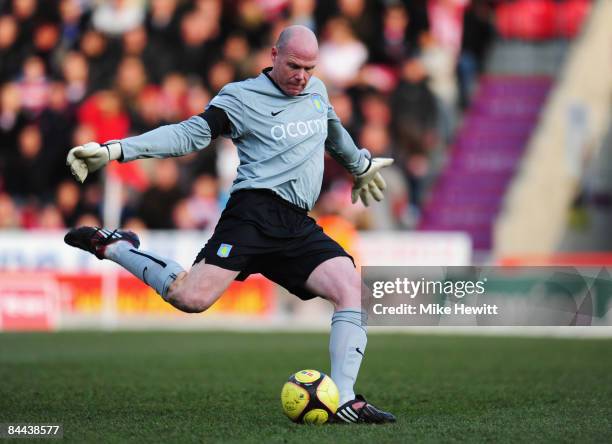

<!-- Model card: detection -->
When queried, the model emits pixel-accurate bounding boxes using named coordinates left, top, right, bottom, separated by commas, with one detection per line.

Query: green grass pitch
left=1, top=332, right=611, bottom=443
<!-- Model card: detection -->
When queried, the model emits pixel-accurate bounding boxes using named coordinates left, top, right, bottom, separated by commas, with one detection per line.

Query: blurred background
left=0, top=0, right=610, bottom=331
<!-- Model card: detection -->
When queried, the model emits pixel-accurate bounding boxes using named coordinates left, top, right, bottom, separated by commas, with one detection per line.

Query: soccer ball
left=280, top=369, right=339, bottom=424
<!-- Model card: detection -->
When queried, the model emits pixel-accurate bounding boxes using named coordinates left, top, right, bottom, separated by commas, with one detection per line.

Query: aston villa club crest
left=310, top=93, right=326, bottom=113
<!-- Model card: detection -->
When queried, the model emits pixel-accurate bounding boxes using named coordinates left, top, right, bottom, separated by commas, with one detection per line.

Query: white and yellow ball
left=280, top=369, right=339, bottom=424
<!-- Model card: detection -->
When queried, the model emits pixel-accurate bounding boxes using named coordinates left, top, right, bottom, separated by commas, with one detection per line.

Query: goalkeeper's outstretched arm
left=325, top=108, right=394, bottom=207
left=66, top=106, right=230, bottom=183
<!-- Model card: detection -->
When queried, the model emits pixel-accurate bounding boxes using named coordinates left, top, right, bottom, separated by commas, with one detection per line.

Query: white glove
left=351, top=157, right=394, bottom=206
left=66, top=141, right=122, bottom=183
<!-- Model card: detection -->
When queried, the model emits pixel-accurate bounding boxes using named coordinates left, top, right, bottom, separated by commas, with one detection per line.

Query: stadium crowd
left=0, top=0, right=494, bottom=232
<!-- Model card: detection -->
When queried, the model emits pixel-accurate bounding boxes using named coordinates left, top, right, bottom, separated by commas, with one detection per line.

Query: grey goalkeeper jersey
left=120, top=70, right=370, bottom=210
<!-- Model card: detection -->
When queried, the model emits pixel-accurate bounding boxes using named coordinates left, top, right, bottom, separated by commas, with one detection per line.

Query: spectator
left=55, top=179, right=81, bottom=226
left=391, top=57, right=438, bottom=156
left=79, top=29, right=119, bottom=92
left=10, top=0, right=38, bottom=48
left=173, top=174, right=221, bottom=230
left=194, top=0, right=223, bottom=23
left=36, top=204, right=65, bottom=229
left=4, top=124, right=52, bottom=200
left=145, top=0, right=181, bottom=48
left=129, top=85, right=163, bottom=133
left=74, top=212, right=102, bottom=228
left=114, top=56, right=148, bottom=111
left=171, top=198, right=199, bottom=229
left=0, top=82, right=28, bottom=164
left=457, top=0, right=494, bottom=108
left=77, top=90, right=130, bottom=143
left=92, top=0, right=145, bottom=37
left=336, top=0, right=380, bottom=50
left=58, top=0, right=88, bottom=52
left=158, top=73, right=188, bottom=123
left=358, top=122, right=409, bottom=229
left=177, top=10, right=221, bottom=77
left=77, top=89, right=149, bottom=192
left=122, top=25, right=174, bottom=84
left=288, top=0, right=317, bottom=31
left=404, top=0, right=431, bottom=45
left=420, top=31, right=458, bottom=140
left=358, top=91, right=391, bottom=126
left=17, top=56, right=49, bottom=115
left=38, top=81, right=76, bottom=183
left=0, top=0, right=478, bottom=230
left=0, top=15, right=25, bottom=82
left=254, top=0, right=288, bottom=23
left=184, top=82, right=211, bottom=118
left=314, top=180, right=365, bottom=231
left=222, top=33, right=252, bottom=80
left=32, top=22, right=61, bottom=72
left=319, top=16, right=368, bottom=89
left=61, top=51, right=89, bottom=104
left=232, top=0, right=269, bottom=48
left=79, top=181, right=103, bottom=221
left=0, top=192, right=20, bottom=228
left=247, top=46, right=273, bottom=76
left=375, top=3, right=414, bottom=66
left=215, top=138, right=239, bottom=203
left=427, top=0, right=469, bottom=62
left=207, top=60, right=236, bottom=94
left=391, top=57, right=439, bottom=208
left=329, top=91, right=358, bottom=138
left=137, top=158, right=185, bottom=229
left=72, top=122, right=97, bottom=148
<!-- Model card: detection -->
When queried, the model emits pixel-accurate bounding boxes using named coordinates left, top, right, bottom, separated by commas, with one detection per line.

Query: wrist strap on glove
left=104, top=142, right=123, bottom=162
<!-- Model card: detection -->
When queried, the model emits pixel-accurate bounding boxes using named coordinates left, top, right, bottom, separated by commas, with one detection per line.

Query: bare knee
left=166, top=272, right=217, bottom=313
left=322, top=271, right=362, bottom=309
left=306, top=257, right=363, bottom=309
left=332, top=278, right=362, bottom=310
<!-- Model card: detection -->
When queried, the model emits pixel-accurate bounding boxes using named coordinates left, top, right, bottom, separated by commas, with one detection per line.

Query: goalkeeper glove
left=66, top=141, right=122, bottom=183
left=351, top=157, right=394, bottom=206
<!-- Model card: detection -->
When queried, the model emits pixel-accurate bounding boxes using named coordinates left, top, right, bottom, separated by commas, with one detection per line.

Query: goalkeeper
left=64, top=25, right=395, bottom=424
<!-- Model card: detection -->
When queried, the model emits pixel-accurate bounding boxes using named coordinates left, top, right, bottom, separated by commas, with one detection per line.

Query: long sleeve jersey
left=119, top=68, right=370, bottom=210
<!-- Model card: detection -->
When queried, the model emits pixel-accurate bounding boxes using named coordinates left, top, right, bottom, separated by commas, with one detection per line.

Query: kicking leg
left=306, top=256, right=364, bottom=404
left=65, top=227, right=238, bottom=313
left=164, top=261, right=239, bottom=313
left=305, top=256, right=395, bottom=424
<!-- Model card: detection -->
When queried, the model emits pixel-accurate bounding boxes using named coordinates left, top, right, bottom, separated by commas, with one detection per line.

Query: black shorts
left=194, top=189, right=354, bottom=300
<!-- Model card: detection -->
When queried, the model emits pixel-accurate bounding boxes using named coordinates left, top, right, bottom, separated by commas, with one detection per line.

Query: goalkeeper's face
left=270, top=31, right=318, bottom=96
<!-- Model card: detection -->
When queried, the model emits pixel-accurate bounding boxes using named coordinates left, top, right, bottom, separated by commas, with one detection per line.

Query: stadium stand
left=419, top=76, right=552, bottom=250
left=0, top=0, right=603, bottom=258
left=419, top=0, right=594, bottom=252
left=495, top=0, right=612, bottom=257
